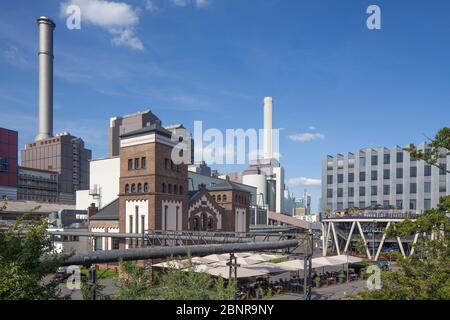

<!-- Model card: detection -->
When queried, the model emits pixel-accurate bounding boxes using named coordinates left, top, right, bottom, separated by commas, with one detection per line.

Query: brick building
left=0, top=128, right=18, bottom=200
left=118, top=123, right=189, bottom=248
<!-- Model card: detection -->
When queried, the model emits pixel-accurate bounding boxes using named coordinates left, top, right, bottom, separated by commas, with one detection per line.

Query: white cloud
left=61, top=0, right=143, bottom=50
left=170, top=0, right=210, bottom=8
left=288, top=132, right=325, bottom=142
left=287, top=177, right=322, bottom=187
left=145, top=0, right=159, bottom=13
left=2, top=45, right=33, bottom=69
left=308, top=126, right=316, bottom=130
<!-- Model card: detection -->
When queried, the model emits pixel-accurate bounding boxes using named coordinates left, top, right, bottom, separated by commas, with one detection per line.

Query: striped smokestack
left=35, top=16, right=55, bottom=141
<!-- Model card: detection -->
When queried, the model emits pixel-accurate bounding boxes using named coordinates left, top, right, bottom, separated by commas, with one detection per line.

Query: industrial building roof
left=206, top=180, right=251, bottom=193
left=90, top=199, right=119, bottom=221
left=120, top=123, right=172, bottom=139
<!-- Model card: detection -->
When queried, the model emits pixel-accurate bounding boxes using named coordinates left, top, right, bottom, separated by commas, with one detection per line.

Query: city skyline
left=1, top=1, right=450, bottom=211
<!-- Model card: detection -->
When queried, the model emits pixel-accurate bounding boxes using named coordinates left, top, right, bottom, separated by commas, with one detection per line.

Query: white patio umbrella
left=207, top=266, right=269, bottom=279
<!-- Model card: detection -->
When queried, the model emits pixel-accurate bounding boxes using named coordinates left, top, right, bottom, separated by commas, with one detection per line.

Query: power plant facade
left=20, top=17, right=91, bottom=203
left=242, top=97, right=294, bottom=215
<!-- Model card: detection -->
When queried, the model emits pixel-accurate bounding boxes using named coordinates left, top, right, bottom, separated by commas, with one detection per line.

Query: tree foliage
left=404, top=127, right=450, bottom=173
left=112, top=257, right=236, bottom=300
left=352, top=198, right=450, bottom=300
left=0, top=208, right=69, bottom=300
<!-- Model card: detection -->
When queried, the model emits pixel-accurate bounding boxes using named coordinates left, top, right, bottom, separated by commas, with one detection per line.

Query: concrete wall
left=76, top=157, right=120, bottom=210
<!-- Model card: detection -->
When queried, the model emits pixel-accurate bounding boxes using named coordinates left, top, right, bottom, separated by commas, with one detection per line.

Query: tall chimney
left=263, top=96, right=273, bottom=159
left=35, top=17, right=55, bottom=141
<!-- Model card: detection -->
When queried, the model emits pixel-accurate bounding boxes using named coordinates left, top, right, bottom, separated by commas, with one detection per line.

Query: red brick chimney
left=87, top=203, right=98, bottom=220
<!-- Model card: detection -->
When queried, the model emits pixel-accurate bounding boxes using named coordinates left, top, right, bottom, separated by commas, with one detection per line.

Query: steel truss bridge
left=321, top=216, right=419, bottom=261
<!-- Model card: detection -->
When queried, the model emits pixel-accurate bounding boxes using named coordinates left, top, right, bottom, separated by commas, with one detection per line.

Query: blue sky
left=1, top=0, right=450, bottom=211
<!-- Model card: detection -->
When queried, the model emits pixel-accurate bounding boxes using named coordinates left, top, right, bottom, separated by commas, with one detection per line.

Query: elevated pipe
left=47, top=230, right=251, bottom=243
left=60, top=239, right=299, bottom=266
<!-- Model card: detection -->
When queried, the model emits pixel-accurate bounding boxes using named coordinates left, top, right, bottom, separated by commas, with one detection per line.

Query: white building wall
left=323, top=143, right=449, bottom=213
left=125, top=200, right=149, bottom=234
left=235, top=208, right=246, bottom=233
left=76, top=157, right=120, bottom=210
left=161, top=200, right=183, bottom=231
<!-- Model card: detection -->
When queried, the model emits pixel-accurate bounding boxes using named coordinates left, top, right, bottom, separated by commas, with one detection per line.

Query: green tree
left=353, top=196, right=450, bottom=300
left=0, top=207, right=69, bottom=300
left=404, top=127, right=450, bottom=173
left=113, top=260, right=152, bottom=300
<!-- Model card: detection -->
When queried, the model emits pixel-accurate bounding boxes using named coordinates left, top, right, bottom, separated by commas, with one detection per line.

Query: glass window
left=410, top=167, right=417, bottom=178
left=348, top=173, right=354, bottom=183
left=424, top=199, right=431, bottom=210
left=337, top=188, right=343, bottom=197
left=337, top=174, right=344, bottom=184
left=162, top=183, right=166, bottom=193
left=135, top=158, right=140, bottom=170
left=125, top=184, right=130, bottom=193
left=165, top=158, right=170, bottom=169
left=383, top=200, right=390, bottom=207
left=371, top=186, right=377, bottom=196
left=359, top=201, right=366, bottom=209
left=348, top=187, right=354, bottom=197
left=396, top=200, right=403, bottom=209
left=359, top=172, right=366, bottom=182
left=439, top=163, right=447, bottom=175
left=94, top=237, right=103, bottom=251
left=131, top=184, right=136, bottom=193
left=174, top=185, right=178, bottom=194
left=383, top=169, right=390, bottom=180
left=144, top=183, right=149, bottom=192
left=128, top=159, right=133, bottom=170
left=327, top=175, right=333, bottom=184
left=348, top=201, right=354, bottom=208
left=424, top=165, right=432, bottom=177
left=179, top=186, right=183, bottom=195
left=141, top=157, right=146, bottom=169
left=371, top=155, right=378, bottom=166
left=383, top=185, right=390, bottom=195
left=359, top=186, right=366, bottom=196
left=424, top=182, right=431, bottom=193
left=137, top=183, right=142, bottom=193
left=371, top=170, right=378, bottom=181
left=327, top=189, right=333, bottom=198
left=359, top=157, right=366, bottom=167
left=396, top=184, right=403, bottom=195
left=397, top=152, right=404, bottom=163
left=410, top=183, right=417, bottom=194
left=168, top=184, right=172, bottom=194
left=396, top=168, right=403, bottom=179
left=409, top=199, right=417, bottom=210
left=383, top=154, right=390, bottom=165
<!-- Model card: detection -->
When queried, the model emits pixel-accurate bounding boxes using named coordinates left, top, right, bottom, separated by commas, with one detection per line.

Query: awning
left=206, top=266, right=270, bottom=279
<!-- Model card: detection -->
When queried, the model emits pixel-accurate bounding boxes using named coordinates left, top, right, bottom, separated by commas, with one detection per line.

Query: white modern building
left=76, top=157, right=120, bottom=210
left=322, top=143, right=450, bottom=213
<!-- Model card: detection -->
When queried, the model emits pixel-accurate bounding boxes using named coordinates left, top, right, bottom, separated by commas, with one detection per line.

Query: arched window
left=193, top=217, right=199, bottom=231
left=144, top=183, right=149, bottom=192
left=212, top=195, right=216, bottom=201
left=174, top=185, right=178, bottom=195
left=137, top=183, right=142, bottom=193
left=162, top=183, right=166, bottom=193
left=223, top=195, right=227, bottom=202
left=168, top=184, right=172, bottom=194
left=179, top=186, right=183, bottom=195
left=131, top=184, right=136, bottom=193
left=125, top=184, right=130, bottom=193
left=217, top=195, right=222, bottom=202
left=208, top=217, right=214, bottom=230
